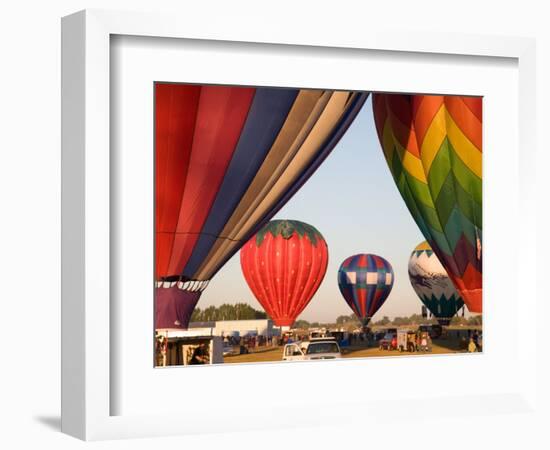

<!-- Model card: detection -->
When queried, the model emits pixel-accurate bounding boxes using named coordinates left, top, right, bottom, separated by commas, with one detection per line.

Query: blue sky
left=199, top=96, right=427, bottom=322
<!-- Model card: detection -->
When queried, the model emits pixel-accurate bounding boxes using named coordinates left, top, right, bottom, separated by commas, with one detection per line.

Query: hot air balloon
left=240, top=220, right=328, bottom=328
left=408, top=241, right=465, bottom=326
left=337, top=254, right=394, bottom=327
left=372, top=94, right=482, bottom=313
left=156, top=84, right=368, bottom=329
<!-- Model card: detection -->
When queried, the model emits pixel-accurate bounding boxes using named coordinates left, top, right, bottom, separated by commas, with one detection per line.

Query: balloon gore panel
left=372, top=94, right=482, bottom=313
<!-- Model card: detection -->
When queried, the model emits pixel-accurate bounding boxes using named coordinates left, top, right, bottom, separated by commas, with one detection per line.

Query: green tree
left=190, top=307, right=202, bottom=322
left=408, top=313, right=431, bottom=325
left=392, top=316, right=409, bottom=326
left=294, top=319, right=310, bottom=329
left=188, top=303, right=268, bottom=323
left=467, top=315, right=482, bottom=326
left=374, top=316, right=391, bottom=326
left=202, top=305, right=217, bottom=321
left=450, top=315, right=468, bottom=326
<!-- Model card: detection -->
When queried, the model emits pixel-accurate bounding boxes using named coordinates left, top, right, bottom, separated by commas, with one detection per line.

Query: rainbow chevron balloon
left=373, top=94, right=482, bottom=313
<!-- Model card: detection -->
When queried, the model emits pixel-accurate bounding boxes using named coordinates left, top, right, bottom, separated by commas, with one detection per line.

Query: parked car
left=378, top=332, right=397, bottom=351
left=373, top=330, right=386, bottom=341
left=222, top=342, right=236, bottom=356
left=327, top=331, right=347, bottom=344
left=418, top=324, right=443, bottom=339
left=283, top=340, right=342, bottom=361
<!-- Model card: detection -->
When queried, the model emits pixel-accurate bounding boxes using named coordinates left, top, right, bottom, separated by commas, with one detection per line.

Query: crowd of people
left=218, top=326, right=483, bottom=356
left=223, top=333, right=280, bottom=354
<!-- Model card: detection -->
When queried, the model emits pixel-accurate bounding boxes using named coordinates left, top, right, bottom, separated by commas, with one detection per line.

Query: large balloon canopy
left=408, top=241, right=465, bottom=326
left=372, top=94, right=482, bottom=313
left=240, top=220, right=328, bottom=327
left=155, top=84, right=368, bottom=329
left=337, top=254, right=394, bottom=326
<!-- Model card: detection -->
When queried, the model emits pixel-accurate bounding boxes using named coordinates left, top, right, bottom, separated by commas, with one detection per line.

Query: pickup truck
left=282, top=339, right=342, bottom=361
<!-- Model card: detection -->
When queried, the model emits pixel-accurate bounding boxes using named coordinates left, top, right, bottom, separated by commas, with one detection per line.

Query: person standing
left=472, top=330, right=479, bottom=350
left=420, top=333, right=428, bottom=352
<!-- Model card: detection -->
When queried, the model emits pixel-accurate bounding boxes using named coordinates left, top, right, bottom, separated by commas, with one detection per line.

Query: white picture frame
left=61, top=9, right=539, bottom=441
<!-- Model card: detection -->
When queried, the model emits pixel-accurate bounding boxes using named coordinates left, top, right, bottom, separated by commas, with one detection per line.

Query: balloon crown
left=411, top=240, right=434, bottom=258
left=255, top=220, right=324, bottom=247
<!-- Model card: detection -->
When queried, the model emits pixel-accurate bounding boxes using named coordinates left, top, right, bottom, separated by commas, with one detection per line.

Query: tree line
left=189, top=304, right=482, bottom=327
left=190, top=303, right=268, bottom=322
left=311, top=312, right=482, bottom=328
left=372, top=314, right=482, bottom=326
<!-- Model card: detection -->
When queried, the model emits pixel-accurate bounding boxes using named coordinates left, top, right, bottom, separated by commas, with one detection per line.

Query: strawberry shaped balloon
left=240, top=220, right=328, bottom=328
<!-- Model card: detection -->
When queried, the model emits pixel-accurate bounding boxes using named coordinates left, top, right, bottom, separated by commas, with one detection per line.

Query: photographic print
left=154, top=84, right=482, bottom=367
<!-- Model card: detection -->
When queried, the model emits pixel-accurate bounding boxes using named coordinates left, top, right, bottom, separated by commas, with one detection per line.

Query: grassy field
left=223, top=336, right=469, bottom=364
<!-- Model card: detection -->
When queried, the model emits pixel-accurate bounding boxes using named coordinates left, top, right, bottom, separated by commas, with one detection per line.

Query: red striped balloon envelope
left=155, top=84, right=368, bottom=329
left=240, top=220, right=328, bottom=327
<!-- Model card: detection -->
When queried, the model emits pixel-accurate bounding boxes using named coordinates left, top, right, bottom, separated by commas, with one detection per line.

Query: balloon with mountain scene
left=240, top=220, right=328, bottom=328
left=337, top=254, right=394, bottom=327
left=408, top=241, right=465, bottom=326
left=155, top=84, right=368, bottom=329
left=372, top=94, right=482, bottom=313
